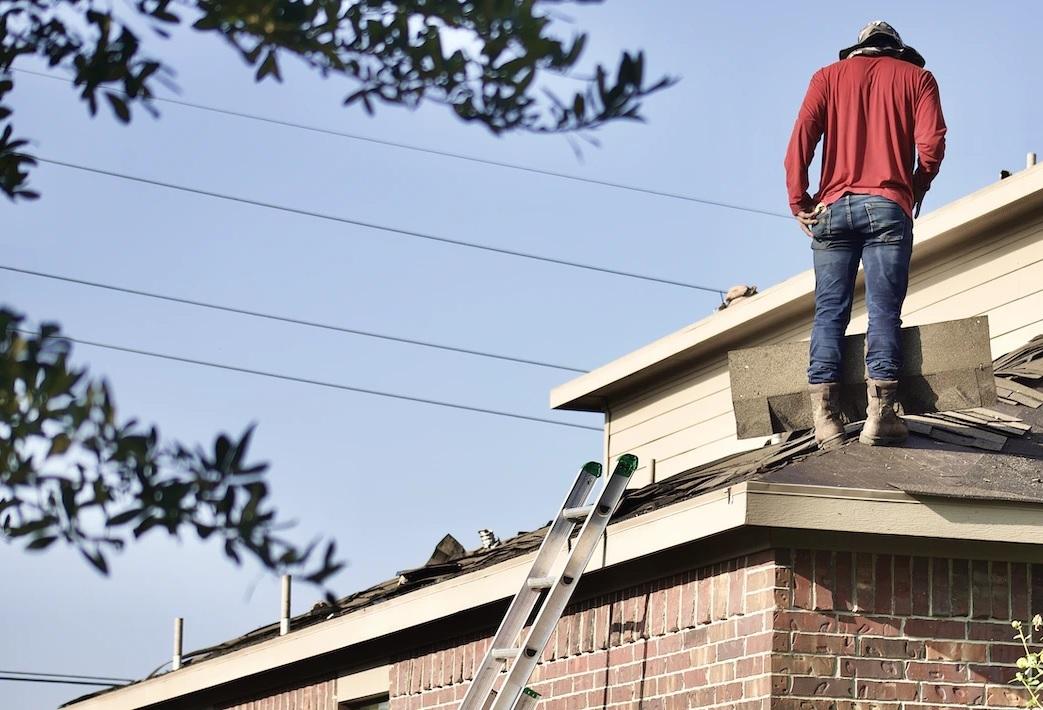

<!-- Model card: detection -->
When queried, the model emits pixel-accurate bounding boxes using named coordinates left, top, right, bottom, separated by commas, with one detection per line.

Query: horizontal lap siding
left=609, top=220, right=1043, bottom=483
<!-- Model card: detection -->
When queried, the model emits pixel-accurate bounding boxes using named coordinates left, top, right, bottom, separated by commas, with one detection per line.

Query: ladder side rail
left=458, top=463, right=602, bottom=710
left=488, top=455, right=637, bottom=710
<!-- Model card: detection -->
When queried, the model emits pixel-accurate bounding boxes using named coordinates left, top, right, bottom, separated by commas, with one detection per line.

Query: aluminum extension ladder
left=459, top=454, right=638, bottom=710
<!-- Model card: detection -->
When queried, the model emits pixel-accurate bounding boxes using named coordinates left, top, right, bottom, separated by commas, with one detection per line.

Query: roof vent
left=478, top=529, right=500, bottom=549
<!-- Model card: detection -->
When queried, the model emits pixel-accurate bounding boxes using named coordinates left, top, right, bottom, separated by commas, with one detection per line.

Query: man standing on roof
left=785, top=20, right=946, bottom=448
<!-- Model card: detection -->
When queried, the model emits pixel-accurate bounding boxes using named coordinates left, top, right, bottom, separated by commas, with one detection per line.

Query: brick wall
left=219, top=677, right=337, bottom=710
left=773, top=551, right=1042, bottom=709
left=389, top=550, right=1041, bottom=710
left=390, top=552, right=781, bottom=710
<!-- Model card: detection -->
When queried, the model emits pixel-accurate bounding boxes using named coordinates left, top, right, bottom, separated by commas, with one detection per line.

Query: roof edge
left=63, top=481, right=1043, bottom=710
left=550, top=164, right=1043, bottom=412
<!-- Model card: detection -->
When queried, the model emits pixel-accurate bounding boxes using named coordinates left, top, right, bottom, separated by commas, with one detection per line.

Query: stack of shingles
left=902, top=408, right=1030, bottom=451
left=994, top=333, right=1043, bottom=408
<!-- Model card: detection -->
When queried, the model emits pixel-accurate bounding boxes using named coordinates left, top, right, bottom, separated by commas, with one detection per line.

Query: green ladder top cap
left=612, top=453, right=639, bottom=478
left=581, top=461, right=602, bottom=478
left=522, top=688, right=541, bottom=698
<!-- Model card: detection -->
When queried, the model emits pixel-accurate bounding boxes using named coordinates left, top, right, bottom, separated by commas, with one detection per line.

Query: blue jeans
left=808, top=194, right=913, bottom=384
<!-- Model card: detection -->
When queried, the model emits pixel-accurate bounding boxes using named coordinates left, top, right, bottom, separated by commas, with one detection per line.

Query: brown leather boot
left=859, top=379, right=909, bottom=446
left=809, top=383, right=845, bottom=447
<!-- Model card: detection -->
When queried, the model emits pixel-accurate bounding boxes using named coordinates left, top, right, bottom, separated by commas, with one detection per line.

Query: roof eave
left=63, top=482, right=1043, bottom=710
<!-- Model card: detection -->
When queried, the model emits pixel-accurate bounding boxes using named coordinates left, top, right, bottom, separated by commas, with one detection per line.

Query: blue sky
left=3, top=2, right=1042, bottom=708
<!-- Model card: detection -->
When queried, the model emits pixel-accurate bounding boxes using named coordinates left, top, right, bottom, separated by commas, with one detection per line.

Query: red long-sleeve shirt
left=784, top=55, right=947, bottom=218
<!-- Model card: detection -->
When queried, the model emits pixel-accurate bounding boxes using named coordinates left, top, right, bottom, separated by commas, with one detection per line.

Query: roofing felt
left=67, top=335, right=1043, bottom=704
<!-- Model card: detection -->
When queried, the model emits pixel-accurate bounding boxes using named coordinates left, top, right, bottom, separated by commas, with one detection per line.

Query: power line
left=35, top=157, right=728, bottom=297
left=14, top=67, right=791, bottom=221
left=0, top=671, right=124, bottom=683
left=0, top=667, right=133, bottom=683
left=15, top=329, right=602, bottom=432
left=0, top=264, right=589, bottom=373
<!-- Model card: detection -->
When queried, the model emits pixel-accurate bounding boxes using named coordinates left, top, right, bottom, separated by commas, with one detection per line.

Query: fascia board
left=744, top=481, right=1043, bottom=545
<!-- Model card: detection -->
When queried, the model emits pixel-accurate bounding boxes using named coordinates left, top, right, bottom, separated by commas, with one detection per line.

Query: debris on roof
left=994, top=334, right=1043, bottom=407
left=716, top=284, right=758, bottom=311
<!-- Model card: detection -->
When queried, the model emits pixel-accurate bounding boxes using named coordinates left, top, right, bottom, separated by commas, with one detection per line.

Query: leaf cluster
left=0, top=0, right=675, bottom=199
left=1012, top=616, right=1043, bottom=706
left=0, top=309, right=343, bottom=588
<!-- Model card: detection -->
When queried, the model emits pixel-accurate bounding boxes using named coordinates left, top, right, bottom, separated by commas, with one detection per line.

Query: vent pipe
left=478, top=529, right=500, bottom=549
left=280, top=575, right=292, bottom=636
left=1029, top=152, right=1038, bottom=169
left=172, top=617, right=183, bottom=671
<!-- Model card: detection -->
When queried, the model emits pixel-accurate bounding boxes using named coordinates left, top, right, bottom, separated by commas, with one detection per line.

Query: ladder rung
left=527, top=576, right=555, bottom=590
left=562, top=504, right=594, bottom=522
left=491, top=647, right=522, bottom=661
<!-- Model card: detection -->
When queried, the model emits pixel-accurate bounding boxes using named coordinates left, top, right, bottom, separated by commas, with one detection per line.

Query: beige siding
left=611, top=217, right=1043, bottom=485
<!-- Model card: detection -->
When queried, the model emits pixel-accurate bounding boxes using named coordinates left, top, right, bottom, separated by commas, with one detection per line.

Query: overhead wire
left=13, top=67, right=792, bottom=221
left=35, top=157, right=728, bottom=297
left=0, top=264, right=589, bottom=373
left=0, top=676, right=125, bottom=687
left=15, top=329, right=602, bottom=432
left=0, top=670, right=132, bottom=684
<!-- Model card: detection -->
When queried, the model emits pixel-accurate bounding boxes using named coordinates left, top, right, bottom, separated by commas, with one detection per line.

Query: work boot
left=859, top=379, right=909, bottom=446
left=809, top=382, right=845, bottom=447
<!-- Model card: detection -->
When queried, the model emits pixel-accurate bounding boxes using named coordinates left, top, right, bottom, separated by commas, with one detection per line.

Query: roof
left=66, top=335, right=1043, bottom=708
left=550, top=162, right=1043, bottom=412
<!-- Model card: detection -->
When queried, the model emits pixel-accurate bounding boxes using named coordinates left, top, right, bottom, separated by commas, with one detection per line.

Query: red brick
left=968, top=620, right=1018, bottom=642
left=1012, top=562, right=1030, bottom=621
left=794, top=550, right=814, bottom=610
left=841, top=658, right=903, bottom=679
left=859, top=637, right=924, bottom=659
left=905, top=618, right=966, bottom=639
left=837, top=614, right=902, bottom=637
left=716, top=638, right=745, bottom=661
left=855, top=679, right=917, bottom=701
left=874, top=554, right=892, bottom=615
left=746, top=631, right=774, bottom=654
left=814, top=551, right=834, bottom=611
left=593, top=599, right=610, bottom=650
left=730, top=560, right=746, bottom=616
left=713, top=563, right=729, bottom=620
left=969, top=663, right=1012, bottom=683
left=680, top=572, right=698, bottom=630
left=987, top=684, right=1032, bottom=707
left=912, top=556, right=930, bottom=615
left=647, top=585, right=666, bottom=638
left=665, top=579, right=681, bottom=633
left=952, top=558, right=971, bottom=617
left=791, top=632, right=854, bottom=655
left=772, top=654, right=837, bottom=676
left=787, top=676, right=854, bottom=698
left=854, top=552, right=874, bottom=613
left=971, top=560, right=992, bottom=619
left=989, top=643, right=1025, bottom=664
left=906, top=661, right=968, bottom=681
left=893, top=556, right=911, bottom=616
left=991, top=561, right=1011, bottom=620
left=932, top=557, right=951, bottom=617
left=608, top=594, right=624, bottom=648
left=834, top=551, right=854, bottom=612
left=774, top=610, right=838, bottom=634
left=920, top=683, right=984, bottom=705
left=925, top=641, right=987, bottom=662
